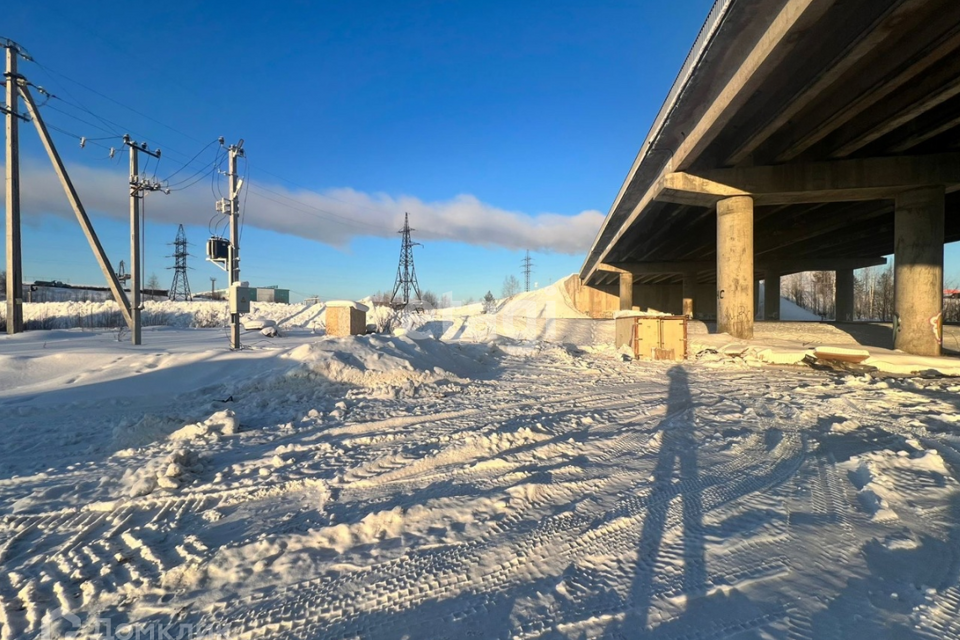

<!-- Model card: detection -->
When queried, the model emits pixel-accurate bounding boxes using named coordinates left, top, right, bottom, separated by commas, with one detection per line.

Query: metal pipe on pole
left=5, top=44, right=23, bottom=334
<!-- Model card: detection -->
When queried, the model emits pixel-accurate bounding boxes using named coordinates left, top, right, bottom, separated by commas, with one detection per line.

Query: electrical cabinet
left=229, top=283, right=253, bottom=314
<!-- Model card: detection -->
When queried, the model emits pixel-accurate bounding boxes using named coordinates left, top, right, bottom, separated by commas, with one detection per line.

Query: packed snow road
left=1, top=328, right=959, bottom=639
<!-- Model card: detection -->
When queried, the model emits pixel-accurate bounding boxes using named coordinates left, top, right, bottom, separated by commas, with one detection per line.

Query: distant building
left=251, top=286, right=290, bottom=304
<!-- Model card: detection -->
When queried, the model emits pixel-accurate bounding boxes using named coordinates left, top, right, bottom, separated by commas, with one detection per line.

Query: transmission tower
left=390, top=212, right=423, bottom=308
left=167, top=224, right=192, bottom=300
left=522, top=250, right=534, bottom=292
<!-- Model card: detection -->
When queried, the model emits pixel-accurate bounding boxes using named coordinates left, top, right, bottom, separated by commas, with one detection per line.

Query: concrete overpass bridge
left=579, top=0, right=960, bottom=356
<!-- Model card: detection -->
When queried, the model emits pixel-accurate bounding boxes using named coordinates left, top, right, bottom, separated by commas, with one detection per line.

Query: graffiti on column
left=930, top=312, right=943, bottom=345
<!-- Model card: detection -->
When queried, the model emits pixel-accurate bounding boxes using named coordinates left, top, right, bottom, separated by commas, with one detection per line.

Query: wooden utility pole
left=123, top=134, right=164, bottom=345
left=4, top=43, right=23, bottom=334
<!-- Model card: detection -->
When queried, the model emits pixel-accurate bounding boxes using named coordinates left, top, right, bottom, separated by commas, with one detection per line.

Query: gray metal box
left=230, top=284, right=253, bottom=314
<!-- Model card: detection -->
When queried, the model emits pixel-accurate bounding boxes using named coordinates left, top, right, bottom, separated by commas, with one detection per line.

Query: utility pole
left=124, top=134, right=165, bottom=345
left=3, top=40, right=26, bottom=334
left=228, top=141, right=244, bottom=349
left=522, top=250, right=534, bottom=293
left=215, top=140, right=245, bottom=349
left=210, top=277, right=216, bottom=299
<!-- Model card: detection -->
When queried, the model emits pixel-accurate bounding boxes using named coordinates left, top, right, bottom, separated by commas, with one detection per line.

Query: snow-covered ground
left=2, top=281, right=960, bottom=639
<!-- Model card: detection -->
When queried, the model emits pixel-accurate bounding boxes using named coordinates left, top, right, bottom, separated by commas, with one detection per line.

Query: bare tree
left=502, top=275, right=521, bottom=298
left=146, top=273, right=161, bottom=291
left=420, top=290, right=439, bottom=308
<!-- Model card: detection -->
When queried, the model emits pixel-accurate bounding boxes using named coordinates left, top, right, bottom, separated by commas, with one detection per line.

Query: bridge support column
left=764, top=271, right=780, bottom=320
left=894, top=186, right=944, bottom=356
left=619, top=271, right=634, bottom=311
left=682, top=271, right=697, bottom=318
left=835, top=268, right=854, bottom=322
left=717, top=196, right=754, bottom=339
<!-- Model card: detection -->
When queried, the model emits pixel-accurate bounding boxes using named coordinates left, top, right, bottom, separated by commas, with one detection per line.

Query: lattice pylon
left=390, top=212, right=423, bottom=308
left=168, top=224, right=193, bottom=301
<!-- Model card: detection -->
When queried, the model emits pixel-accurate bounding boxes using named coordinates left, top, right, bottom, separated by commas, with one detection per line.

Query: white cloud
left=1, top=161, right=603, bottom=255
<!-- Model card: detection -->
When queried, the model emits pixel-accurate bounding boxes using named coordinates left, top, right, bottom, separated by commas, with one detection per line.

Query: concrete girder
left=830, top=73, right=960, bottom=159
left=724, top=0, right=938, bottom=167
left=771, top=16, right=960, bottom=163
left=899, top=119, right=960, bottom=156
left=659, top=153, right=960, bottom=207
left=755, top=201, right=893, bottom=257
left=604, top=261, right=714, bottom=275
left=597, top=257, right=885, bottom=279
left=763, top=257, right=887, bottom=276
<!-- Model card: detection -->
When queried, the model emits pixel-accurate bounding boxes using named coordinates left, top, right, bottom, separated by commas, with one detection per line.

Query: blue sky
left=4, top=1, right=959, bottom=303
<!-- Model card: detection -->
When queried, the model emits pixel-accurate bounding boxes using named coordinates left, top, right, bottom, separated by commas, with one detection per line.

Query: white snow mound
left=289, top=334, right=490, bottom=390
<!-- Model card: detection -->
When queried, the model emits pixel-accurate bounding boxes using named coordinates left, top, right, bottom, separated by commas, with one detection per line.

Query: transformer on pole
left=390, top=212, right=423, bottom=309
left=168, top=224, right=192, bottom=301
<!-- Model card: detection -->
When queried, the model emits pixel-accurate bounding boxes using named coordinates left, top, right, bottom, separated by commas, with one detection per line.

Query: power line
left=247, top=182, right=384, bottom=231
left=34, top=62, right=204, bottom=144
left=246, top=186, right=383, bottom=231
left=162, top=138, right=219, bottom=183
left=249, top=163, right=401, bottom=220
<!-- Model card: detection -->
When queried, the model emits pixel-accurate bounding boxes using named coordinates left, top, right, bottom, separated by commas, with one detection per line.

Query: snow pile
left=434, top=278, right=589, bottom=318
left=119, top=447, right=205, bottom=496
left=169, top=409, right=240, bottom=441
left=839, top=442, right=951, bottom=523
left=289, top=334, right=493, bottom=394
left=779, top=297, right=821, bottom=321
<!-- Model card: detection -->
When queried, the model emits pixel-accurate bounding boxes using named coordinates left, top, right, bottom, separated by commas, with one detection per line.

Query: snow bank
left=495, top=278, right=587, bottom=319
left=289, top=334, right=494, bottom=394
left=0, top=299, right=318, bottom=331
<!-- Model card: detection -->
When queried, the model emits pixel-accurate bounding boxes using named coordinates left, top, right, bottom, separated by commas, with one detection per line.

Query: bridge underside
left=582, top=0, right=960, bottom=356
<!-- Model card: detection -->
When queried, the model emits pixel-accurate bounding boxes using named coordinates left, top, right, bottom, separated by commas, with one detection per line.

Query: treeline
left=373, top=291, right=453, bottom=311
left=782, top=265, right=960, bottom=322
